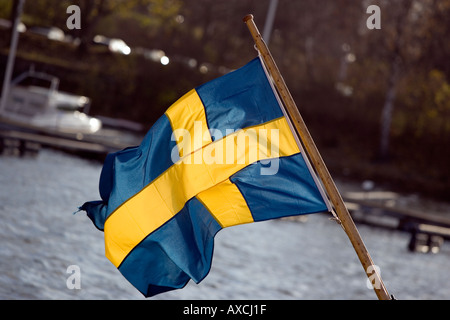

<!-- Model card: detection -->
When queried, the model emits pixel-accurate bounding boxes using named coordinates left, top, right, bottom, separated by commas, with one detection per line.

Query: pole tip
left=243, top=14, right=254, bottom=23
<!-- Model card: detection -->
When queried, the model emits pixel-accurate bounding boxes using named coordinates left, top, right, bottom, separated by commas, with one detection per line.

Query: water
left=0, top=149, right=449, bottom=299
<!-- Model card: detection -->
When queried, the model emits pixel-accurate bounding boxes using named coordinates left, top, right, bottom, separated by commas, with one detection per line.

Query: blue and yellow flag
left=80, top=57, right=329, bottom=297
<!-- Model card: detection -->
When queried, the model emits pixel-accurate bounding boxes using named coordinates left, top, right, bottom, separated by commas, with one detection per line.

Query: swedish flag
left=80, top=57, right=329, bottom=297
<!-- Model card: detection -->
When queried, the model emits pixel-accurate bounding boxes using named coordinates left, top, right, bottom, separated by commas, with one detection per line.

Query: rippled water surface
left=1, top=150, right=449, bottom=300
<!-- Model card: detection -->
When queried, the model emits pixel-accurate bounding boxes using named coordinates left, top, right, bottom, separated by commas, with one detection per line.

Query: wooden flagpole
left=243, top=14, right=392, bottom=300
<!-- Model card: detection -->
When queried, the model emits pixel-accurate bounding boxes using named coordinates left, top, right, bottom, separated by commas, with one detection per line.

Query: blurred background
left=1, top=0, right=449, bottom=200
left=1, top=0, right=450, bottom=301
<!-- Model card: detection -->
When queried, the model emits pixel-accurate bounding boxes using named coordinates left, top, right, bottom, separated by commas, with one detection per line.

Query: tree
left=368, top=0, right=450, bottom=160
left=377, top=0, right=414, bottom=160
left=22, top=0, right=164, bottom=52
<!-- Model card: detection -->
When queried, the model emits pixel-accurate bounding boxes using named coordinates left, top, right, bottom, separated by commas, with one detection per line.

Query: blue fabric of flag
left=81, top=114, right=176, bottom=231
left=80, top=57, right=329, bottom=298
left=197, top=58, right=283, bottom=139
left=230, top=154, right=328, bottom=221
left=118, top=197, right=222, bottom=296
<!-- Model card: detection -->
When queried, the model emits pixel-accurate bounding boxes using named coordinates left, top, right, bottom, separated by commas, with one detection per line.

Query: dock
left=345, top=197, right=450, bottom=253
left=0, top=116, right=143, bottom=159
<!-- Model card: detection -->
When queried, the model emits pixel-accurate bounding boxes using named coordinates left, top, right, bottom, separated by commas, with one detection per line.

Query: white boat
left=0, top=67, right=102, bottom=134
